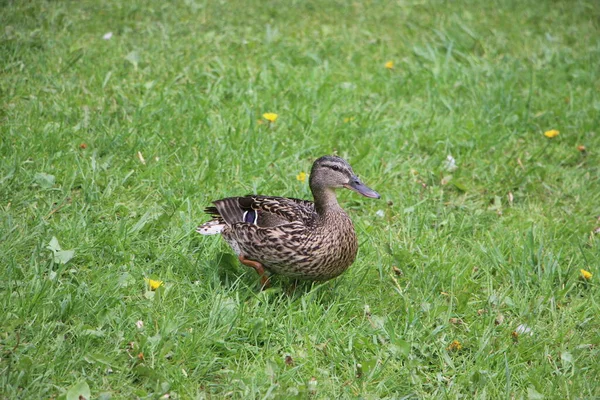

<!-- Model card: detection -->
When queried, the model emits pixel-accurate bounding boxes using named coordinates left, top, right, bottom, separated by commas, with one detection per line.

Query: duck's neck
left=312, top=187, right=343, bottom=215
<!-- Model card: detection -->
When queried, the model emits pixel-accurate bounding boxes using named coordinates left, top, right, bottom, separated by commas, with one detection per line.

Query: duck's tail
left=196, top=219, right=225, bottom=235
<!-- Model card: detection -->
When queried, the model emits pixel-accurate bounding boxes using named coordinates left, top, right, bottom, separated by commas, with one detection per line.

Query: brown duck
left=196, top=155, right=380, bottom=287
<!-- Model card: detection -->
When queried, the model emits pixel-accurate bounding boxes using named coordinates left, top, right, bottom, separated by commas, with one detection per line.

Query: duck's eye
left=329, top=165, right=342, bottom=172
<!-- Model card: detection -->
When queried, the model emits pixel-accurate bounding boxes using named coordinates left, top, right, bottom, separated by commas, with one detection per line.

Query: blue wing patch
left=243, top=209, right=258, bottom=225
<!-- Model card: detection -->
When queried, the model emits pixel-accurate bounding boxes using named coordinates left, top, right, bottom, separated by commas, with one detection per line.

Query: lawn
left=1, top=0, right=600, bottom=398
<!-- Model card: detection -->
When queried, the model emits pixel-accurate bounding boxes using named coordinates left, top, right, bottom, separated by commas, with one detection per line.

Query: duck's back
left=206, top=195, right=317, bottom=228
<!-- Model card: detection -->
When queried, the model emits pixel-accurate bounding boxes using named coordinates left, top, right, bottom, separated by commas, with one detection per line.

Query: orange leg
left=238, top=255, right=270, bottom=289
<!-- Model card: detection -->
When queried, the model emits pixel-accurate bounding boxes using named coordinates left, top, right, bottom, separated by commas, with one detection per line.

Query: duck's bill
left=345, top=179, right=381, bottom=199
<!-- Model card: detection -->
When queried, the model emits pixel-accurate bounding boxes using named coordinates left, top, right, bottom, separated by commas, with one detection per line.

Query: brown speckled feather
left=197, top=156, right=379, bottom=282
left=221, top=208, right=357, bottom=280
left=206, top=196, right=316, bottom=227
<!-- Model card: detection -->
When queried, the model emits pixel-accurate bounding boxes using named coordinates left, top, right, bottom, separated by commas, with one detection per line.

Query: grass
left=1, top=0, right=600, bottom=398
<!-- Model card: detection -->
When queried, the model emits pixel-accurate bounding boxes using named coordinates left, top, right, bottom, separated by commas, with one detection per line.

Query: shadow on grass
left=207, top=251, right=347, bottom=305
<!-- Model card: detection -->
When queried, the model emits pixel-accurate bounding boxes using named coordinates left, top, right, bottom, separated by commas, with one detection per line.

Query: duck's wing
left=204, top=195, right=316, bottom=228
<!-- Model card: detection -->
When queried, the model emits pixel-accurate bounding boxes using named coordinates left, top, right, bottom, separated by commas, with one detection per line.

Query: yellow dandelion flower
left=384, top=61, right=394, bottom=69
left=544, top=129, right=559, bottom=138
left=296, top=171, right=307, bottom=182
left=580, top=269, right=592, bottom=280
left=144, top=278, right=163, bottom=290
left=263, top=113, right=278, bottom=122
left=447, top=340, right=462, bottom=351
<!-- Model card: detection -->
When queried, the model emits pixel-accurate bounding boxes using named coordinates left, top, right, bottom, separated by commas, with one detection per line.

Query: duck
left=196, top=155, right=380, bottom=287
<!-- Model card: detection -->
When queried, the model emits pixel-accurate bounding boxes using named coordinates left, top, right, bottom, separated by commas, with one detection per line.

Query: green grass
left=2, top=0, right=600, bottom=398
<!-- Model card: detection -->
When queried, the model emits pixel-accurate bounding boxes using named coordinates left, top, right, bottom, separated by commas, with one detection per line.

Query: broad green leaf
left=66, top=380, right=90, bottom=400
left=561, top=351, right=573, bottom=366
left=125, top=51, right=140, bottom=69
left=47, top=237, right=75, bottom=265
left=34, top=172, right=55, bottom=189
left=47, top=236, right=61, bottom=252
left=527, top=386, right=544, bottom=400
left=54, top=249, right=75, bottom=264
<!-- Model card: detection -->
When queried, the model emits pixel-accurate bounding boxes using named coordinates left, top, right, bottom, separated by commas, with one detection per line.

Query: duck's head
left=309, top=155, right=380, bottom=199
